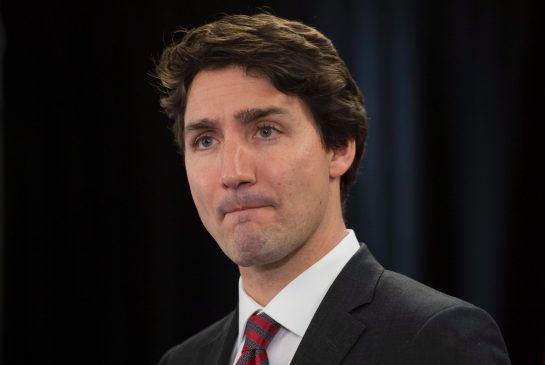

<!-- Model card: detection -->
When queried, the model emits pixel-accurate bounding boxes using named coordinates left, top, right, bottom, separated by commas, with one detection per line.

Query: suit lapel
left=290, top=244, right=384, bottom=365
left=289, top=296, right=366, bottom=365
left=196, top=309, right=239, bottom=364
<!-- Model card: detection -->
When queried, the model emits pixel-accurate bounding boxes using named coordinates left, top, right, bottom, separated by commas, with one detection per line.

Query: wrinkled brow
left=185, top=106, right=289, bottom=135
left=234, top=107, right=288, bottom=124
left=185, top=118, right=217, bottom=133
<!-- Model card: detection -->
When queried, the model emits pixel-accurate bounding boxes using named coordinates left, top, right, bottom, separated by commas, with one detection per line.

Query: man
left=155, top=13, right=510, bottom=365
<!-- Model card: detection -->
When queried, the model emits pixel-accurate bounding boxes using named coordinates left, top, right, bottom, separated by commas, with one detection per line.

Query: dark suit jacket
left=159, top=244, right=510, bottom=364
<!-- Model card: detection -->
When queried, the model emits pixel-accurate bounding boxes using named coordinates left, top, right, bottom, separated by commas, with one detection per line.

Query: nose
left=220, top=140, right=256, bottom=189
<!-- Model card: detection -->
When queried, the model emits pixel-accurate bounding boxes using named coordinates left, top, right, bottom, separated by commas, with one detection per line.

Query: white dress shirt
left=231, top=230, right=360, bottom=365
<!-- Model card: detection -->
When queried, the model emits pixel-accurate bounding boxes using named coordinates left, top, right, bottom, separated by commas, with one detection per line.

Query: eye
left=257, top=125, right=278, bottom=139
left=194, top=135, right=217, bottom=149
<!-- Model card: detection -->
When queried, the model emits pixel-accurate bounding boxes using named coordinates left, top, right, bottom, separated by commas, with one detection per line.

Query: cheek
left=268, top=147, right=328, bottom=200
left=186, top=165, right=215, bottom=212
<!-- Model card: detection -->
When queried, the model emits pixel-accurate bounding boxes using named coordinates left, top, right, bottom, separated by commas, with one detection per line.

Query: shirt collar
left=237, top=229, right=360, bottom=342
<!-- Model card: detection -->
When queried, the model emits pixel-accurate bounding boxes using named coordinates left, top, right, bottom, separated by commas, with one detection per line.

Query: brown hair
left=155, top=13, right=368, bottom=203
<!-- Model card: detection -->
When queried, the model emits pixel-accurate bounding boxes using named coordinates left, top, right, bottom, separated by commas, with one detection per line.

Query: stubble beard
left=214, top=220, right=296, bottom=270
left=226, top=225, right=285, bottom=268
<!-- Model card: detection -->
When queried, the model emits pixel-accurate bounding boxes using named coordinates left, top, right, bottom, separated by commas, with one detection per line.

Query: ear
left=329, top=139, right=356, bottom=179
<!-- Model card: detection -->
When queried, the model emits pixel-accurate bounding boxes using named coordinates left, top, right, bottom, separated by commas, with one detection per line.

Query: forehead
left=184, top=67, right=300, bottom=125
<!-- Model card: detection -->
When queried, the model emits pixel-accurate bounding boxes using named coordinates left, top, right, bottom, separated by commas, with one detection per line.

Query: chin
left=223, top=237, right=276, bottom=268
left=227, top=241, right=269, bottom=267
left=219, top=226, right=298, bottom=268
left=232, top=253, right=284, bottom=269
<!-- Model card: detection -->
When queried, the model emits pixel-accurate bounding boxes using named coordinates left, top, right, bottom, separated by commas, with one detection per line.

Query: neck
left=239, top=205, right=348, bottom=306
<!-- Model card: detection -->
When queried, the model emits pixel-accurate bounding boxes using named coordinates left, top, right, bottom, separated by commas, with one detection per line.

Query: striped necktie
left=235, top=312, right=280, bottom=365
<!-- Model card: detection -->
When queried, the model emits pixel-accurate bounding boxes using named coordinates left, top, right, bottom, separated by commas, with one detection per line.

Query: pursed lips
left=218, top=193, right=279, bottom=220
left=222, top=204, right=267, bottom=217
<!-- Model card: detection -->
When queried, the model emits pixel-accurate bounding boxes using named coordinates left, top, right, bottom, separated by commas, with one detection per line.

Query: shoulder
left=361, top=269, right=510, bottom=364
left=157, top=311, right=235, bottom=365
left=375, top=269, right=471, bottom=317
left=406, top=299, right=510, bottom=364
left=357, top=268, right=482, bottom=333
left=339, top=246, right=484, bottom=325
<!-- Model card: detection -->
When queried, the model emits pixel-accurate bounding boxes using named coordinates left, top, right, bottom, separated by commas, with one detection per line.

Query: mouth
left=221, top=205, right=271, bottom=226
left=218, top=193, right=279, bottom=221
left=223, top=205, right=266, bottom=216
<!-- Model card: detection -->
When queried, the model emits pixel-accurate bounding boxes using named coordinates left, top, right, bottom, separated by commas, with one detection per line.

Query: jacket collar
left=197, top=244, right=383, bottom=365
left=196, top=309, right=238, bottom=364
left=290, top=244, right=384, bottom=365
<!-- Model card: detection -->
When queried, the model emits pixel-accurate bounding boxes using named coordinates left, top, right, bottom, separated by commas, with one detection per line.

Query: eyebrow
left=185, top=118, right=217, bottom=133
left=234, top=106, right=289, bottom=124
left=185, top=106, right=289, bottom=133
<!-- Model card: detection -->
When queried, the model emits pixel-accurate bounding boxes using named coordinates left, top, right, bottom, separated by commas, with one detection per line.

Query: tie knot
left=243, top=312, right=280, bottom=350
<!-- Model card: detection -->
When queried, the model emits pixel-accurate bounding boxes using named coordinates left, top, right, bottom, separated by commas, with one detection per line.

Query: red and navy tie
left=235, top=312, right=280, bottom=365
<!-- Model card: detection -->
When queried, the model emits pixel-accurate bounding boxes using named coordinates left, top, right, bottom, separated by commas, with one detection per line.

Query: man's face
left=184, top=66, right=341, bottom=269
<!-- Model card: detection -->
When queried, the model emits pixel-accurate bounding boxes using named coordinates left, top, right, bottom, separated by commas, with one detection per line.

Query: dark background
left=1, top=1, right=544, bottom=364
